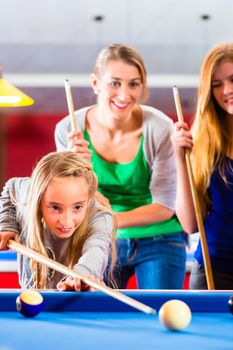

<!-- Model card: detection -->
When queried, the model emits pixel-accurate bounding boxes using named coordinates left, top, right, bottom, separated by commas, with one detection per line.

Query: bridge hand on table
left=57, top=275, right=105, bottom=292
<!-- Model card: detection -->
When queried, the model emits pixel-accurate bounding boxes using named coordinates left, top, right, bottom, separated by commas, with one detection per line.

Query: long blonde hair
left=191, top=42, right=233, bottom=206
left=25, top=151, right=116, bottom=288
left=93, top=43, right=149, bottom=103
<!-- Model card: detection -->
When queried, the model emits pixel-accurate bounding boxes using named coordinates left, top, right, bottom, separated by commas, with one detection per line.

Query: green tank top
left=84, top=130, right=181, bottom=239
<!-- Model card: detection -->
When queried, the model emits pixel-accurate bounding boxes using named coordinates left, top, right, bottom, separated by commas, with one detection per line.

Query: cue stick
left=172, top=86, right=215, bottom=290
left=64, top=79, right=77, bottom=131
left=7, top=239, right=156, bottom=315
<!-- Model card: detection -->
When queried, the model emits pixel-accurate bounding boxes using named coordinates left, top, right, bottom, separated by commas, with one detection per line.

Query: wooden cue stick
left=7, top=239, right=156, bottom=315
left=64, top=79, right=77, bottom=132
left=172, top=86, right=215, bottom=290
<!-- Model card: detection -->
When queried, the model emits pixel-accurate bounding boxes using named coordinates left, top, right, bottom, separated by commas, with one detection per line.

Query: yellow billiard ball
left=159, top=299, right=192, bottom=331
left=16, top=290, right=44, bottom=318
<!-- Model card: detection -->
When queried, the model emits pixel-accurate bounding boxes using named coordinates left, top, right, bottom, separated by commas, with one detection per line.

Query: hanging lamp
left=0, top=67, right=34, bottom=107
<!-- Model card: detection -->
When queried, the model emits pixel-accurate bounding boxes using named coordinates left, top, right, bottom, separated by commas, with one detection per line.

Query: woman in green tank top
left=55, top=44, right=187, bottom=289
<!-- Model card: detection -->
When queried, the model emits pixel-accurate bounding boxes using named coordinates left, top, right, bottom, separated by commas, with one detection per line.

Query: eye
left=129, top=81, right=141, bottom=88
left=73, top=205, right=83, bottom=212
left=49, top=205, right=61, bottom=212
left=211, top=82, right=221, bottom=89
left=109, top=80, right=121, bottom=88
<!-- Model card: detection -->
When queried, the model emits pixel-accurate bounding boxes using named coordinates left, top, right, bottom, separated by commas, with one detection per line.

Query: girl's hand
left=171, top=122, right=193, bottom=160
left=68, top=130, right=92, bottom=163
left=0, top=231, right=19, bottom=250
left=57, top=276, right=105, bottom=292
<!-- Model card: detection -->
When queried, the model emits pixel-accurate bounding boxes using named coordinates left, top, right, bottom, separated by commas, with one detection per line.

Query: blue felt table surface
left=0, top=310, right=232, bottom=350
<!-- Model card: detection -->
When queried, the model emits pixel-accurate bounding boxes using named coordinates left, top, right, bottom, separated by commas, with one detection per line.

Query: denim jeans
left=107, top=232, right=187, bottom=289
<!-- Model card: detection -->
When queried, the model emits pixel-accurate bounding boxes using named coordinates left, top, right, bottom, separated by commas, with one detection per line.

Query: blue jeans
left=108, top=232, right=187, bottom=289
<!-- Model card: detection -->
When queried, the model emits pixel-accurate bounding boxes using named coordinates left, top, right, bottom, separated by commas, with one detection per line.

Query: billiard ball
left=16, top=290, right=44, bottom=318
left=228, top=296, right=233, bottom=314
left=158, top=299, right=192, bottom=331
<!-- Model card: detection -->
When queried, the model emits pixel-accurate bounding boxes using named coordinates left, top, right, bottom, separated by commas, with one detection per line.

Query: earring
left=41, top=217, right=46, bottom=229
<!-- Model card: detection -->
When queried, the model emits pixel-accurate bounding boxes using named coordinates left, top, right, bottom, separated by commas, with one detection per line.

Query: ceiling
left=0, top=0, right=232, bottom=117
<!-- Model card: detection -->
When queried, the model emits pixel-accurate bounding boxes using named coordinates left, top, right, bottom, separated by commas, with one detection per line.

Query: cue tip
left=150, top=308, right=156, bottom=316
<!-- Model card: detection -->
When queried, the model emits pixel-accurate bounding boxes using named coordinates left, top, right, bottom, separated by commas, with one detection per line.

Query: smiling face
left=92, top=60, right=144, bottom=120
left=211, top=59, right=233, bottom=116
left=40, top=176, right=90, bottom=239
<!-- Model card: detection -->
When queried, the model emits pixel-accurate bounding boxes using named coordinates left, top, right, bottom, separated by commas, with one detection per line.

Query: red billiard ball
left=16, top=290, right=44, bottom=318
left=228, top=296, right=233, bottom=314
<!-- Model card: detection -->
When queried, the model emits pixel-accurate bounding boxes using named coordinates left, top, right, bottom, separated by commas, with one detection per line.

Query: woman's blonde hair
left=24, top=151, right=116, bottom=288
left=191, top=42, right=233, bottom=207
left=93, top=43, right=149, bottom=103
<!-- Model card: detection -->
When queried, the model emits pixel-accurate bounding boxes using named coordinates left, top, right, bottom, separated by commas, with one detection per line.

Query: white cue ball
left=158, top=299, right=192, bottom=331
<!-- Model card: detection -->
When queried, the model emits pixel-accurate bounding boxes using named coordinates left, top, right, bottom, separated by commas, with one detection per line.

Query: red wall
left=5, top=112, right=193, bottom=180
left=6, top=113, right=63, bottom=180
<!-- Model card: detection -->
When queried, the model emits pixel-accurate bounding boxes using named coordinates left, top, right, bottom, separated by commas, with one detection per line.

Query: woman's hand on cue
left=68, top=130, right=92, bottom=163
left=171, top=121, right=193, bottom=160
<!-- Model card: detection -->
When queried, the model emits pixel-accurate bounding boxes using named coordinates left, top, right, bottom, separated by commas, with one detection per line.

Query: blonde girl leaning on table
left=0, top=151, right=116, bottom=290
left=55, top=43, right=187, bottom=289
left=172, top=42, right=233, bottom=289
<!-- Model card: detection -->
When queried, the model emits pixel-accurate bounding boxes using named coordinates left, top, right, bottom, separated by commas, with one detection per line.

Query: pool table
left=0, top=290, right=232, bottom=350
